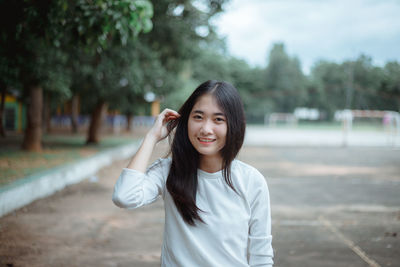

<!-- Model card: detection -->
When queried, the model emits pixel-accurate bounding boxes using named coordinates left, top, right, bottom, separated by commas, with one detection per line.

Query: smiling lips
left=198, top=137, right=216, bottom=144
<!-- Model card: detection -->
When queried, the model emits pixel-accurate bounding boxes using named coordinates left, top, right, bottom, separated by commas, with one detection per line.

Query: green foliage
left=61, top=0, right=153, bottom=51
left=113, top=0, right=229, bottom=115
left=191, top=50, right=233, bottom=82
left=62, top=0, right=154, bottom=114
left=1, top=0, right=230, bottom=119
left=380, top=61, right=400, bottom=98
left=0, top=0, right=153, bottom=101
left=184, top=48, right=271, bottom=122
left=309, top=55, right=400, bottom=119
left=187, top=43, right=400, bottom=123
left=2, top=0, right=399, bottom=127
left=308, top=60, right=346, bottom=119
left=163, top=79, right=199, bottom=111
left=265, top=43, right=307, bottom=113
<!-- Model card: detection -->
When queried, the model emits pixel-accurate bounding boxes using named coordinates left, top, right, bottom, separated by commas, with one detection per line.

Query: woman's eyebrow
left=193, top=110, right=225, bottom=116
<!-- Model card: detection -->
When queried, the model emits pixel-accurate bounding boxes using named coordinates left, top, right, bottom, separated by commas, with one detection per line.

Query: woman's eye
left=215, top=117, right=225, bottom=122
left=193, top=115, right=202, bottom=120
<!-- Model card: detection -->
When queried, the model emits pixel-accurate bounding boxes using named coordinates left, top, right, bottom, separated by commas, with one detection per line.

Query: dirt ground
left=0, top=142, right=399, bottom=267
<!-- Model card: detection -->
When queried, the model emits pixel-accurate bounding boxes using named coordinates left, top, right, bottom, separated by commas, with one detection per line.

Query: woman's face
left=188, top=94, right=227, bottom=160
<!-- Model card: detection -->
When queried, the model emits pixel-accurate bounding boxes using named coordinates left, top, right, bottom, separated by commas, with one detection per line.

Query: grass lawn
left=0, top=132, right=141, bottom=188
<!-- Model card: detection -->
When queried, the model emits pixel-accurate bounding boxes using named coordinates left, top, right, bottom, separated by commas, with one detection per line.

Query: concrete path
left=244, top=125, right=400, bottom=147
left=239, top=146, right=400, bottom=267
left=1, top=130, right=399, bottom=266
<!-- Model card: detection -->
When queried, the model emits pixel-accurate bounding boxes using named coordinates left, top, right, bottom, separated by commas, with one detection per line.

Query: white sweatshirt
left=112, top=158, right=273, bottom=266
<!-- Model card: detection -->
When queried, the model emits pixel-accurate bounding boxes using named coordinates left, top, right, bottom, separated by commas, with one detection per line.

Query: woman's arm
left=247, top=170, right=274, bottom=266
left=127, top=108, right=180, bottom=173
left=112, top=109, right=180, bottom=209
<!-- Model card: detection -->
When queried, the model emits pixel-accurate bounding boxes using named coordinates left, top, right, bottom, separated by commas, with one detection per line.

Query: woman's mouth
left=198, top=137, right=216, bottom=144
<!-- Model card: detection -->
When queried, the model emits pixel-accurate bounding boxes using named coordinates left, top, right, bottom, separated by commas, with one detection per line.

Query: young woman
left=112, top=80, right=273, bottom=266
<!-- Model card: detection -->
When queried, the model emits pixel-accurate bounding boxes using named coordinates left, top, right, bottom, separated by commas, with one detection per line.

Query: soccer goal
left=265, top=113, right=298, bottom=127
left=335, top=110, right=400, bottom=147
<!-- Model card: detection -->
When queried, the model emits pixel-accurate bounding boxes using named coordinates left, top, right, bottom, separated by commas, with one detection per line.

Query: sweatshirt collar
left=197, top=168, right=222, bottom=179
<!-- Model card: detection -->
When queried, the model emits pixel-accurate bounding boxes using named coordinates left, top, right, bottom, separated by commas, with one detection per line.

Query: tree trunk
left=22, top=85, right=43, bottom=151
left=71, top=94, right=79, bottom=134
left=0, top=84, right=6, bottom=137
left=86, top=101, right=107, bottom=144
left=126, top=113, right=132, bottom=132
left=43, top=91, right=51, bottom=134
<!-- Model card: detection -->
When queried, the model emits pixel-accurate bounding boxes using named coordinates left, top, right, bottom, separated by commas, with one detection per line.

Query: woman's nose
left=200, top=120, right=213, bottom=134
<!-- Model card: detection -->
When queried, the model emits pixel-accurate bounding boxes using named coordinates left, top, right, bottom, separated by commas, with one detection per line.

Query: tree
left=0, top=34, right=20, bottom=137
left=0, top=0, right=74, bottom=150
left=70, top=0, right=228, bottom=143
left=265, top=43, right=307, bottom=113
left=309, top=61, right=347, bottom=119
left=377, top=61, right=400, bottom=111
left=61, top=0, right=154, bottom=144
left=0, top=0, right=154, bottom=148
left=191, top=49, right=232, bottom=82
left=179, top=46, right=270, bottom=122
left=137, top=0, right=229, bottom=98
left=106, top=40, right=169, bottom=130
left=343, top=55, right=382, bottom=110
left=104, top=0, right=231, bottom=128
left=309, top=55, right=399, bottom=119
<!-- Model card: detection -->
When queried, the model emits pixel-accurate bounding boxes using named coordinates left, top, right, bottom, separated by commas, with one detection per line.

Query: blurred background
left=1, top=0, right=400, bottom=266
left=1, top=0, right=399, bottom=150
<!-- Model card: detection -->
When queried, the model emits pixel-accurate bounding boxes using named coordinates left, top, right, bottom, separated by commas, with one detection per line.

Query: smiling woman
left=112, top=80, right=274, bottom=266
left=188, top=94, right=228, bottom=171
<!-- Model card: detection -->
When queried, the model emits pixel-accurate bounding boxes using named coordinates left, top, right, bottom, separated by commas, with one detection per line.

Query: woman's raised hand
left=126, top=109, right=179, bottom=171
left=147, top=108, right=180, bottom=142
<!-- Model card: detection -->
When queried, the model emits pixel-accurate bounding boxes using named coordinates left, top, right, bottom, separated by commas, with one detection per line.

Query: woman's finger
left=160, top=109, right=180, bottom=123
left=162, top=108, right=179, bottom=116
left=166, top=113, right=180, bottom=119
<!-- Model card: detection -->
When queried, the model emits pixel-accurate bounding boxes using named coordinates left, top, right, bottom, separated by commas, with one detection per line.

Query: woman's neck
left=199, top=155, right=223, bottom=173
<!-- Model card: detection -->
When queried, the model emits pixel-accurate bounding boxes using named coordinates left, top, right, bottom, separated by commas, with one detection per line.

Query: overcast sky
left=211, top=0, right=400, bottom=74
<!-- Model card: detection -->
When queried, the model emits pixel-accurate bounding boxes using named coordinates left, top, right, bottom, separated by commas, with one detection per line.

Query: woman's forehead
left=191, top=94, right=224, bottom=115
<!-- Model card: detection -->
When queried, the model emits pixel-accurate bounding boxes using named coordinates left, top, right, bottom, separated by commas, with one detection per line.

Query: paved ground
left=244, top=126, right=400, bottom=147
left=239, top=146, right=400, bottom=267
left=1, top=134, right=400, bottom=266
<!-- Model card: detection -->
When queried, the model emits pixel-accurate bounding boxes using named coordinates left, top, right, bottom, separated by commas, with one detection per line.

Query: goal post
left=335, top=109, right=400, bottom=147
left=265, top=113, right=298, bottom=127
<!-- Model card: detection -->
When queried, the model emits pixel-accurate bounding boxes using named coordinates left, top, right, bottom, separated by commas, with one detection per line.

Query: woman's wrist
left=145, top=131, right=159, bottom=145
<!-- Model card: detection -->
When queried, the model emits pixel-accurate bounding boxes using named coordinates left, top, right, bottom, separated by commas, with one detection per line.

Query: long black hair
left=166, top=80, right=246, bottom=226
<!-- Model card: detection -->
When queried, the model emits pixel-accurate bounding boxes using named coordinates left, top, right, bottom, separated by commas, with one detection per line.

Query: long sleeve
left=112, top=158, right=168, bottom=209
left=247, top=170, right=274, bottom=266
